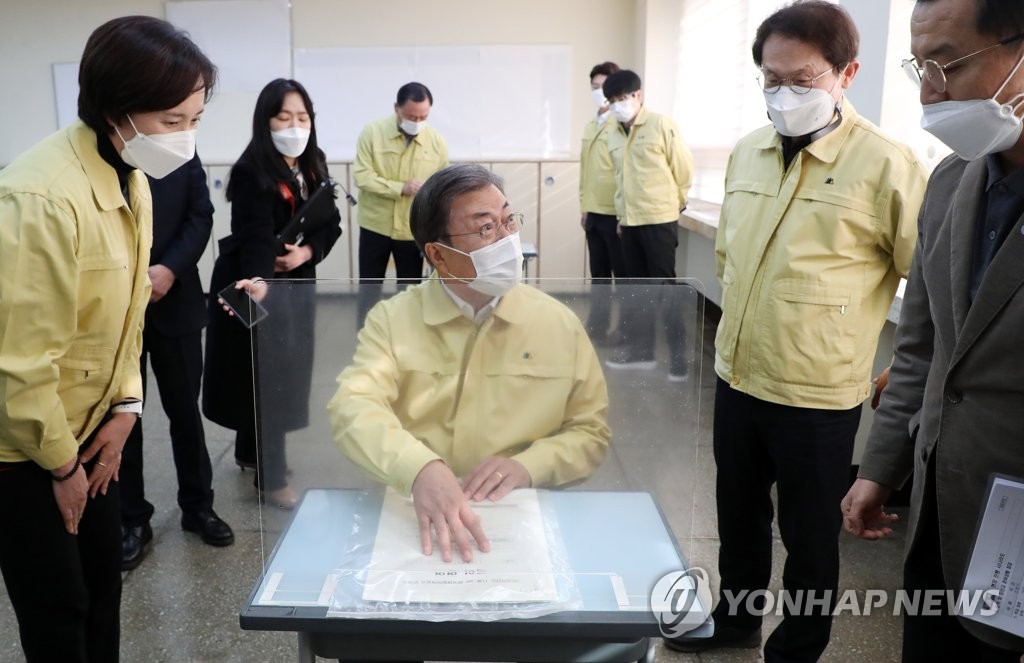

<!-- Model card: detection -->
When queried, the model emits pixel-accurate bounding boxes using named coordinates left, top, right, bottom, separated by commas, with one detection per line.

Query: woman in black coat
left=203, top=78, right=341, bottom=509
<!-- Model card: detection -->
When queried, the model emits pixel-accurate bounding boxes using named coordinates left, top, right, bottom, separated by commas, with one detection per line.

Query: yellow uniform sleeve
left=328, top=304, right=443, bottom=495
left=0, top=193, right=81, bottom=469
left=352, top=124, right=404, bottom=200
left=665, top=118, right=694, bottom=213
left=878, top=156, right=928, bottom=279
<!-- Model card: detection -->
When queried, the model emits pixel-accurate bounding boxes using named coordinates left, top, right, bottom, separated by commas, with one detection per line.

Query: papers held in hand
left=276, top=178, right=337, bottom=249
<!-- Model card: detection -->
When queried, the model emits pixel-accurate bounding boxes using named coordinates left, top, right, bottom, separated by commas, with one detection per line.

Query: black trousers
left=0, top=451, right=122, bottom=661
left=618, top=221, right=679, bottom=360
left=357, top=227, right=423, bottom=325
left=584, top=212, right=625, bottom=334
left=712, top=379, right=860, bottom=662
left=120, top=328, right=214, bottom=527
left=901, top=458, right=1020, bottom=662
left=238, top=426, right=288, bottom=492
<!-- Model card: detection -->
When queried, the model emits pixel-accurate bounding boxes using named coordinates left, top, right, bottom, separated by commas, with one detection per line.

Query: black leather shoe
left=121, top=522, right=153, bottom=571
left=663, top=624, right=761, bottom=653
left=181, top=509, right=235, bottom=547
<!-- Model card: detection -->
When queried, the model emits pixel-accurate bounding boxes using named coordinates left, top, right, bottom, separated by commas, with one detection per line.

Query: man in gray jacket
left=843, top=0, right=1024, bottom=660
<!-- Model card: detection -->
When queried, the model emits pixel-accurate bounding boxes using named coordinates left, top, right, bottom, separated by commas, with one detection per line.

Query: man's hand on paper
left=412, top=460, right=491, bottom=563
left=463, top=456, right=531, bottom=503
left=841, top=478, right=898, bottom=540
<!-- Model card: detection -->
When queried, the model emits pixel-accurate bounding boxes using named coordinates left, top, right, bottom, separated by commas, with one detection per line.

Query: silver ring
left=494, top=471, right=504, bottom=481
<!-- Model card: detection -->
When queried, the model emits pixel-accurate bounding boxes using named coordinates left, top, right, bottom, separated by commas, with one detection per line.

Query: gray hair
left=410, top=163, right=505, bottom=256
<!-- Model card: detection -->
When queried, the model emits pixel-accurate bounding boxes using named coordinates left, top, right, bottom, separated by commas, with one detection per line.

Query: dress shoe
left=121, top=522, right=153, bottom=571
left=259, top=485, right=299, bottom=510
left=181, top=509, right=235, bottom=546
left=663, top=624, right=761, bottom=653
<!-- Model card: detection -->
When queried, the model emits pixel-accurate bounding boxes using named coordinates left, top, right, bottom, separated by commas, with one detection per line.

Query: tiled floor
left=0, top=289, right=907, bottom=661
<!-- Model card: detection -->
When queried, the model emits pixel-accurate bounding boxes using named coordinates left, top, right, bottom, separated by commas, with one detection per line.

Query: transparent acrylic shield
left=242, top=278, right=707, bottom=631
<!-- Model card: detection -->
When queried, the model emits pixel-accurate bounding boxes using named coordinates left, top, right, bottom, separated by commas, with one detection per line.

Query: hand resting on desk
left=412, top=460, right=491, bottom=563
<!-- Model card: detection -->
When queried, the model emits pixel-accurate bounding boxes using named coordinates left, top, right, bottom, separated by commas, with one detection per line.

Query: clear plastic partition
left=244, top=278, right=706, bottom=628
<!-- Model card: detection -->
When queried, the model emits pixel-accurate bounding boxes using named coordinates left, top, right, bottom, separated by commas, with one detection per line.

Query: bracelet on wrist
left=52, top=456, right=81, bottom=482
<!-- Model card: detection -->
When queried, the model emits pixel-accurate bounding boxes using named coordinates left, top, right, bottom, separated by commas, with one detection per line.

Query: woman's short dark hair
left=752, top=1, right=859, bottom=70
left=589, top=61, right=621, bottom=81
left=227, top=78, right=329, bottom=200
left=396, top=82, right=434, bottom=106
left=78, top=15, right=216, bottom=134
left=411, top=164, right=504, bottom=257
left=602, top=70, right=642, bottom=101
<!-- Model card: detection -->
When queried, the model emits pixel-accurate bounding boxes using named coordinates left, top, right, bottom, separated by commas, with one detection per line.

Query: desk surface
left=241, top=489, right=704, bottom=639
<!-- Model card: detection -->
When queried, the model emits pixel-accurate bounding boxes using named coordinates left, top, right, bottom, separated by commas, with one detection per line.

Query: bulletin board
left=294, top=45, right=572, bottom=161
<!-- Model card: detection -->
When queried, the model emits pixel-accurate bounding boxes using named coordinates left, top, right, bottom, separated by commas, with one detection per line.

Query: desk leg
left=297, top=632, right=315, bottom=663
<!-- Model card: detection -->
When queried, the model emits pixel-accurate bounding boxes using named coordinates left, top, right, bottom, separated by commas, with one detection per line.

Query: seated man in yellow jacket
left=329, top=163, right=610, bottom=563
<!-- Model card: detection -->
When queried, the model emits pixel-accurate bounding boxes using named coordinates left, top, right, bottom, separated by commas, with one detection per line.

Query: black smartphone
left=217, top=282, right=269, bottom=329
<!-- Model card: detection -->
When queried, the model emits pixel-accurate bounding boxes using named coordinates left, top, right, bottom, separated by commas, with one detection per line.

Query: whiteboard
left=294, top=45, right=571, bottom=161
left=166, top=0, right=292, bottom=163
left=52, top=62, right=79, bottom=130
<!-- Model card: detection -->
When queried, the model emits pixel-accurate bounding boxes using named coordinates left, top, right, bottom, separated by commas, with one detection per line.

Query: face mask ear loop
left=993, top=48, right=1024, bottom=100
left=434, top=242, right=474, bottom=285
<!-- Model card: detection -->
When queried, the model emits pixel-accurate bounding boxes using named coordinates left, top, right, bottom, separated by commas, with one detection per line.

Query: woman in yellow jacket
left=0, top=17, right=214, bottom=662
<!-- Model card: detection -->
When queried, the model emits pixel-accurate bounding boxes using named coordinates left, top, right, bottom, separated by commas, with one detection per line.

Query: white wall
left=0, top=0, right=638, bottom=166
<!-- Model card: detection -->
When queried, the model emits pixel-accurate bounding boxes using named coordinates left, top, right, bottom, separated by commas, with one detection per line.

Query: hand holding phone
left=217, top=281, right=269, bottom=329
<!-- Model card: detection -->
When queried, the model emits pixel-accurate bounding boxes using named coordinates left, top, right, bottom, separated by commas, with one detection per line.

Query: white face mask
left=611, top=97, right=639, bottom=123
left=440, top=232, right=524, bottom=297
left=400, top=118, right=426, bottom=136
left=591, top=88, right=608, bottom=109
left=920, top=51, right=1024, bottom=161
left=271, top=127, right=311, bottom=158
left=115, top=116, right=196, bottom=179
left=764, top=86, right=838, bottom=137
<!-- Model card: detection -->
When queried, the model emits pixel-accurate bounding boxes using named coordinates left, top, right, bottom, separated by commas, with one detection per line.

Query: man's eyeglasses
left=902, top=32, right=1024, bottom=93
left=446, top=212, right=525, bottom=242
left=758, top=67, right=836, bottom=95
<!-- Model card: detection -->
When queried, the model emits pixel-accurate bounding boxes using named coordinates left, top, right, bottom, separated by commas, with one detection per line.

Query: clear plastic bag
left=325, top=488, right=581, bottom=621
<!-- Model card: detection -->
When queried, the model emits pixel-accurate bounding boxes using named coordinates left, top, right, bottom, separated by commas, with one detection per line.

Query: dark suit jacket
left=145, top=153, right=214, bottom=336
left=860, top=154, right=1024, bottom=650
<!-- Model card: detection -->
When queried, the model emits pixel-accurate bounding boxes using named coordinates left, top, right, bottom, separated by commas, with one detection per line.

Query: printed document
left=962, top=475, right=1024, bottom=637
left=362, top=488, right=560, bottom=604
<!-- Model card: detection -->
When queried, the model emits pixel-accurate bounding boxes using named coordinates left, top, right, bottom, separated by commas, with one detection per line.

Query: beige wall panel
left=538, top=162, right=586, bottom=280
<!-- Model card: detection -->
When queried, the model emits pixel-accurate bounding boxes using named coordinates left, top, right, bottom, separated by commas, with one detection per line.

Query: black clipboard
left=276, top=178, right=337, bottom=247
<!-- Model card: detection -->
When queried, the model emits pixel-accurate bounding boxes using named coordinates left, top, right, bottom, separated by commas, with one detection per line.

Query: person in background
left=844, top=0, right=1024, bottom=660
left=0, top=15, right=214, bottom=661
left=579, top=61, right=626, bottom=344
left=668, top=2, right=927, bottom=660
left=601, top=69, right=693, bottom=379
left=203, top=78, right=342, bottom=511
left=329, top=164, right=610, bottom=563
left=119, top=153, right=234, bottom=572
left=353, top=82, right=449, bottom=325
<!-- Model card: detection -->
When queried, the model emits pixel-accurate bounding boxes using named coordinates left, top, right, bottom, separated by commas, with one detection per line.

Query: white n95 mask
left=271, top=127, right=311, bottom=158
left=116, top=116, right=196, bottom=179
left=920, top=50, right=1024, bottom=161
left=764, top=87, right=838, bottom=137
left=921, top=98, right=1024, bottom=161
left=400, top=119, right=426, bottom=136
left=441, top=232, right=524, bottom=297
left=611, top=98, right=639, bottom=124
left=591, top=88, right=608, bottom=109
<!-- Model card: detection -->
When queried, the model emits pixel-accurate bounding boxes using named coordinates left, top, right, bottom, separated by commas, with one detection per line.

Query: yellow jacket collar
left=422, top=276, right=528, bottom=326
left=67, top=120, right=143, bottom=212
left=753, top=98, right=859, bottom=165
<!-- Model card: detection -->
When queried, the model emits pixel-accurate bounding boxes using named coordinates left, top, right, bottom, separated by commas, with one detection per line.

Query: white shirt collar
left=440, top=282, right=501, bottom=325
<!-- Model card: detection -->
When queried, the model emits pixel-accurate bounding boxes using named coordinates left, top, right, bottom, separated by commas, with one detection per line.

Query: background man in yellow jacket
left=602, top=70, right=694, bottom=377
left=353, top=82, right=449, bottom=324
left=579, top=61, right=625, bottom=343
left=666, top=2, right=927, bottom=660
left=329, top=164, right=610, bottom=564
